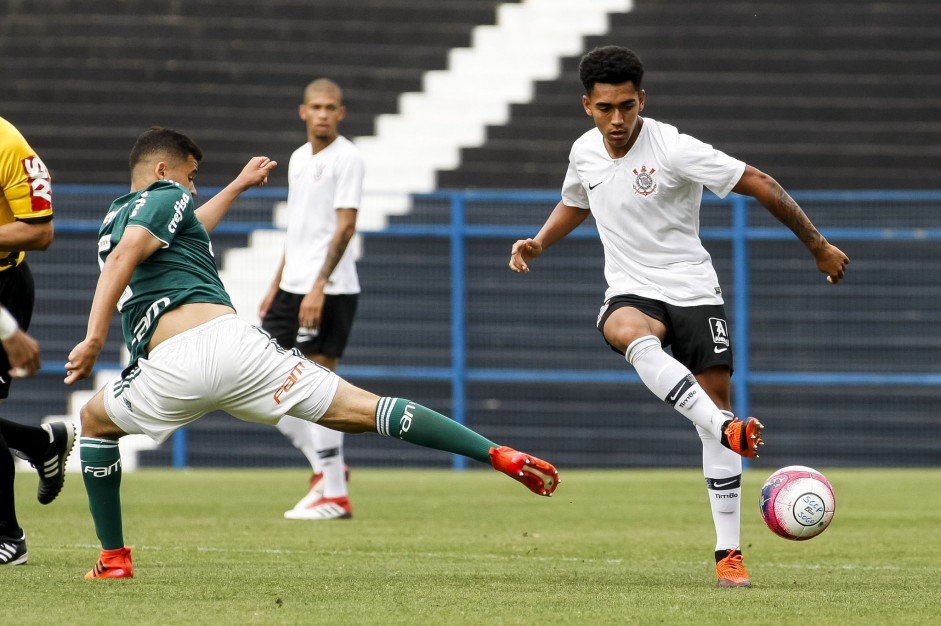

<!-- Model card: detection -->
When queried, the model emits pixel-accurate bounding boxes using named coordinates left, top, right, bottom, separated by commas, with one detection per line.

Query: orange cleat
left=85, top=546, right=133, bottom=579
left=489, top=446, right=559, bottom=497
left=716, top=548, right=751, bottom=588
left=721, top=417, right=764, bottom=458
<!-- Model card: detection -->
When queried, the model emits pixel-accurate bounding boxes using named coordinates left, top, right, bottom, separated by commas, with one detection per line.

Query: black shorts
left=261, top=289, right=358, bottom=358
left=0, top=262, right=36, bottom=399
left=596, top=293, right=733, bottom=375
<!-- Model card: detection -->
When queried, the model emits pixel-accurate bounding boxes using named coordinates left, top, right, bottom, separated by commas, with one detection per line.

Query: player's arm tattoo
left=768, top=184, right=827, bottom=252
left=317, top=241, right=348, bottom=283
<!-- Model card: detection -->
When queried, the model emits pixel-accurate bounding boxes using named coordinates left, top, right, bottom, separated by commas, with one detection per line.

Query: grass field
left=3, top=466, right=939, bottom=625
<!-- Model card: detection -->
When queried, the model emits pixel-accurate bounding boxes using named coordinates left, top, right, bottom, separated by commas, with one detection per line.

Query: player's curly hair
left=578, top=46, right=644, bottom=94
left=129, top=127, right=203, bottom=171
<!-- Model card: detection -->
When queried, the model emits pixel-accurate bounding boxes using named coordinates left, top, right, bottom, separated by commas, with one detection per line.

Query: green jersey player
left=65, top=127, right=558, bottom=580
left=99, top=179, right=232, bottom=374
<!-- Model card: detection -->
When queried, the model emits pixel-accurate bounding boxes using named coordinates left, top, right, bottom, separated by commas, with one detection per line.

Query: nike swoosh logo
left=713, top=479, right=738, bottom=489
left=588, top=181, right=604, bottom=190
left=668, top=388, right=682, bottom=402
left=714, top=346, right=728, bottom=353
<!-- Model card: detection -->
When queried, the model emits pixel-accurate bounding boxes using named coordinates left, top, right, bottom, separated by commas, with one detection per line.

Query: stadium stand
left=438, top=0, right=941, bottom=191
left=0, top=0, right=515, bottom=188
left=1, top=1, right=939, bottom=470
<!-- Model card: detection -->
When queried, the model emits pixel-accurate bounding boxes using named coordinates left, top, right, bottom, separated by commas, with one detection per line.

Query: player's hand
left=815, top=243, right=850, bottom=284
left=2, top=329, right=41, bottom=378
left=298, top=289, right=325, bottom=331
left=258, top=288, right=276, bottom=321
left=64, top=339, right=103, bottom=385
left=237, top=156, right=278, bottom=190
left=509, top=238, right=543, bottom=273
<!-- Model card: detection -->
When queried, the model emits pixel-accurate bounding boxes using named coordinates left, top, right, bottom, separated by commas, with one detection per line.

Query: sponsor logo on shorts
left=273, top=360, right=307, bottom=405
left=709, top=317, right=730, bottom=352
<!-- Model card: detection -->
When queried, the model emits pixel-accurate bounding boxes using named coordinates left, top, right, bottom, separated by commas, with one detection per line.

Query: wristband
left=0, top=307, right=19, bottom=341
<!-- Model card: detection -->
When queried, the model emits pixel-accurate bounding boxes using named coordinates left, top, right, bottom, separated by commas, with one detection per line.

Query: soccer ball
left=759, top=465, right=835, bottom=540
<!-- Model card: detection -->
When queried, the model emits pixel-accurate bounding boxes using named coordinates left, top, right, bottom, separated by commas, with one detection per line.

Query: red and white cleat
left=489, top=446, right=559, bottom=497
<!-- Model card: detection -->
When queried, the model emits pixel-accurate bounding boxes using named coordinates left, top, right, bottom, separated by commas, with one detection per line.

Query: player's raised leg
left=318, top=381, right=559, bottom=497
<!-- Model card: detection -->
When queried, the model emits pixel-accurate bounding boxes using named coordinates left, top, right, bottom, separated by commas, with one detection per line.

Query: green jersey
left=98, top=180, right=232, bottom=370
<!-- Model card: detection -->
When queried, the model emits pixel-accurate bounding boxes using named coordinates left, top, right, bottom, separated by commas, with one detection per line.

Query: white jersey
left=561, top=118, right=746, bottom=306
left=280, top=135, right=365, bottom=295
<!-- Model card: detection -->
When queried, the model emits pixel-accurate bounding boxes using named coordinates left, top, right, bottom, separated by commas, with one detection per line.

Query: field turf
left=3, top=467, right=939, bottom=625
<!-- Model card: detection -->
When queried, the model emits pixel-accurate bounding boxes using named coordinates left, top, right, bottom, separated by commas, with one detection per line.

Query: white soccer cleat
left=284, top=496, right=352, bottom=520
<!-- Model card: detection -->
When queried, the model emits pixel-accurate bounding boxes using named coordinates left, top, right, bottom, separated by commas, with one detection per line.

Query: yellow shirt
left=0, top=116, right=54, bottom=269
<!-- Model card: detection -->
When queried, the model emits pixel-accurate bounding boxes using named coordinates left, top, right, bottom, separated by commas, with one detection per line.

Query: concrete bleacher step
left=0, top=0, right=509, bottom=191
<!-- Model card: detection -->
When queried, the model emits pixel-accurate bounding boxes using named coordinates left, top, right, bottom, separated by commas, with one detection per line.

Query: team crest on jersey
left=311, top=161, right=326, bottom=182
left=632, top=165, right=658, bottom=197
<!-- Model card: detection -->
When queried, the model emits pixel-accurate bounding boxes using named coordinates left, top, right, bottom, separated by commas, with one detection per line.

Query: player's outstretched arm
left=509, top=200, right=590, bottom=273
left=733, top=166, right=849, bottom=284
left=65, top=227, right=163, bottom=384
left=195, top=156, right=277, bottom=233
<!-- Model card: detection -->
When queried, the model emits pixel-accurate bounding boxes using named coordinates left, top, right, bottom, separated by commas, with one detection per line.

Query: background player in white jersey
left=0, top=117, right=75, bottom=566
left=64, top=127, right=558, bottom=580
left=259, top=79, right=362, bottom=520
left=508, top=46, right=848, bottom=588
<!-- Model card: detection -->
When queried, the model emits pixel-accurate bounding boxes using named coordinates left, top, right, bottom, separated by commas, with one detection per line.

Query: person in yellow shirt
left=0, top=117, right=75, bottom=565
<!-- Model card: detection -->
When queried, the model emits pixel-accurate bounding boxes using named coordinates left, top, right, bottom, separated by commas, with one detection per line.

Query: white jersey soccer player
left=562, top=120, right=745, bottom=306
left=280, top=135, right=363, bottom=297
left=510, top=45, right=848, bottom=588
left=260, top=79, right=366, bottom=520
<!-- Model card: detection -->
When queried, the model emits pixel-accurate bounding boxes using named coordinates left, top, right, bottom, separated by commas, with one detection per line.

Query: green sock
left=375, top=398, right=497, bottom=464
left=80, top=437, right=125, bottom=550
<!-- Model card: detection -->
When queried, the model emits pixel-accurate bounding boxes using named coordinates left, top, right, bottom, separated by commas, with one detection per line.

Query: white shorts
left=103, top=314, right=340, bottom=443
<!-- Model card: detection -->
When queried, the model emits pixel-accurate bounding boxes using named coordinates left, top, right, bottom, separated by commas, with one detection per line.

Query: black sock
left=0, top=417, right=48, bottom=459
left=0, top=432, right=21, bottom=537
left=715, top=548, right=740, bottom=563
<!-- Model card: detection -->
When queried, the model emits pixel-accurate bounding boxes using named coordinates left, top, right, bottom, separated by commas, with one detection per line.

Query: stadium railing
left=48, top=187, right=941, bottom=468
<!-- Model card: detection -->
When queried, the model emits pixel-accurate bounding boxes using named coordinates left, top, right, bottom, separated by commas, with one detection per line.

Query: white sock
left=276, top=416, right=320, bottom=474
left=700, top=411, right=743, bottom=552
left=626, top=335, right=728, bottom=438
left=312, top=424, right=347, bottom=499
